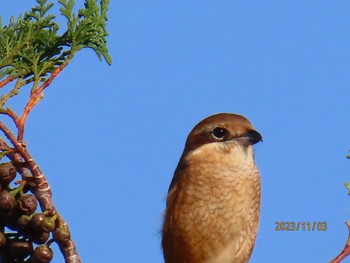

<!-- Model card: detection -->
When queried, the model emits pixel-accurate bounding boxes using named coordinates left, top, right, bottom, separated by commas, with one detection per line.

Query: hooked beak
left=235, top=130, right=262, bottom=146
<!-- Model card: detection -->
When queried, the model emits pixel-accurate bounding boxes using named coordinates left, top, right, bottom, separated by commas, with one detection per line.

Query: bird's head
left=184, top=113, right=262, bottom=154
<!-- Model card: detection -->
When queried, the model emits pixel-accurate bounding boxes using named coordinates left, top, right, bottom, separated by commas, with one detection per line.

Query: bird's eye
left=211, top=127, right=228, bottom=140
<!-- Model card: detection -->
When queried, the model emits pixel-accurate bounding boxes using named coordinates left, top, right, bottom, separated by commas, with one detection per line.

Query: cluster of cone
left=0, top=162, right=68, bottom=262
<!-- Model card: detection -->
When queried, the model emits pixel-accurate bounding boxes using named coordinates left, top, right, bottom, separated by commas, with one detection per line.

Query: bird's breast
left=166, top=142, right=261, bottom=262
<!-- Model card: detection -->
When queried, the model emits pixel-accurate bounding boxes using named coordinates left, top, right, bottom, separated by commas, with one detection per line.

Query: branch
left=55, top=215, right=81, bottom=263
left=0, top=138, right=12, bottom=152
left=0, top=120, right=55, bottom=214
left=18, top=63, right=66, bottom=141
left=0, top=77, right=25, bottom=107
left=0, top=121, right=81, bottom=263
left=330, top=221, right=350, bottom=263
left=0, top=1, right=111, bottom=261
left=0, top=75, right=15, bottom=89
left=0, top=107, right=20, bottom=127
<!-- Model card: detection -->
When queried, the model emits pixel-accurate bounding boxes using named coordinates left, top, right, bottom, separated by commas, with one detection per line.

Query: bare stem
left=56, top=215, right=81, bottom=263
left=18, top=63, right=67, bottom=141
left=0, top=75, right=15, bottom=89
left=0, top=107, right=20, bottom=127
left=0, top=120, right=55, bottom=213
left=330, top=221, right=350, bottom=263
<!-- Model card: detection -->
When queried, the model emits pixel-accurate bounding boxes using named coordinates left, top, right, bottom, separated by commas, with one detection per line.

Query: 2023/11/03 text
left=275, top=222, right=327, bottom=231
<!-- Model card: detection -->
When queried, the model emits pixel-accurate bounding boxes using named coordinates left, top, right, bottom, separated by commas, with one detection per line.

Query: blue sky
left=2, top=1, right=350, bottom=262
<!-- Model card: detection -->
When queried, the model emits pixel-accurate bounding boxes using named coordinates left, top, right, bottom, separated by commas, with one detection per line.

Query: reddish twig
left=56, top=215, right=81, bottom=263
left=0, top=75, right=15, bottom=89
left=6, top=108, right=19, bottom=126
left=0, top=107, right=20, bottom=127
left=0, top=120, right=55, bottom=213
left=0, top=138, right=11, bottom=151
left=18, top=64, right=66, bottom=141
left=330, top=221, right=350, bottom=263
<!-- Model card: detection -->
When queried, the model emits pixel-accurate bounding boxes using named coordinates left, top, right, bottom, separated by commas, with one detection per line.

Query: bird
left=162, top=113, right=262, bottom=263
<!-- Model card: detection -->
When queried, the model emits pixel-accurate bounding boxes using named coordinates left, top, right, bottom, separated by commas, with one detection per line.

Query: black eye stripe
left=211, top=127, right=227, bottom=139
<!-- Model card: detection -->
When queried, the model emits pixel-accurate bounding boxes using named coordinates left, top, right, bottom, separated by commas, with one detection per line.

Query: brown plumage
left=162, top=113, right=262, bottom=263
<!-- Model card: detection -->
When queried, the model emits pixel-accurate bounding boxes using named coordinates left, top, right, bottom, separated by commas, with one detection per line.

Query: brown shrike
left=162, top=113, right=262, bottom=263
